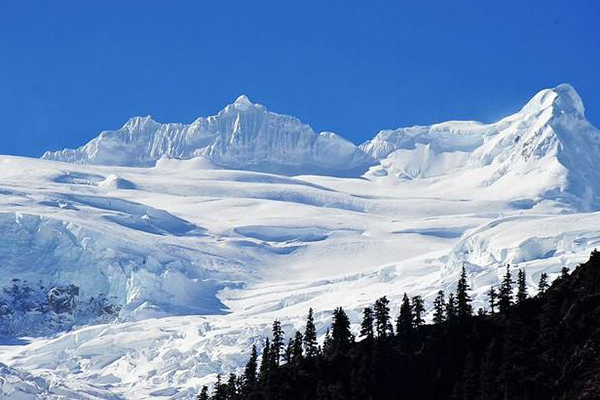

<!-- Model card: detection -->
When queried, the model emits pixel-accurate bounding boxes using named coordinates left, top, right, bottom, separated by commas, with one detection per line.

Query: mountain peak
left=521, top=83, right=585, bottom=117
left=234, top=94, right=253, bottom=105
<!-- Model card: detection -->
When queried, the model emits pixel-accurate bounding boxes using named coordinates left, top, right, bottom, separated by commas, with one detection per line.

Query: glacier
left=1, top=84, right=600, bottom=398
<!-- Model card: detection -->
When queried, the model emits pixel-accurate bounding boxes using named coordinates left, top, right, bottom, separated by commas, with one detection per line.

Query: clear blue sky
left=1, top=0, right=599, bottom=157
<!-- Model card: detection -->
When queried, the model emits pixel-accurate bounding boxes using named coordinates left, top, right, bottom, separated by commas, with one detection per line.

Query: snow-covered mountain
left=361, top=84, right=600, bottom=210
left=42, top=95, right=375, bottom=177
left=2, top=84, right=600, bottom=399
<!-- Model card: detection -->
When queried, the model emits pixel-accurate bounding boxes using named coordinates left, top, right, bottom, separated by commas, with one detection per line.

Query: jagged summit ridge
left=42, top=95, right=375, bottom=176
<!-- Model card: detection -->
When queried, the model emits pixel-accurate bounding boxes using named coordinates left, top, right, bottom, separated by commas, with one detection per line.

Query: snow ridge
left=42, top=96, right=375, bottom=177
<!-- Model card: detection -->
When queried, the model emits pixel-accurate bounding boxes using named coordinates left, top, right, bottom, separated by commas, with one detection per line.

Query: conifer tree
left=258, top=339, right=271, bottom=384
left=283, top=338, right=293, bottom=363
left=456, top=265, right=473, bottom=318
left=226, top=373, right=238, bottom=399
left=538, top=272, right=549, bottom=294
left=396, top=293, right=413, bottom=339
left=271, top=319, right=284, bottom=365
left=411, top=295, right=425, bottom=327
left=561, top=266, right=570, bottom=279
left=303, top=308, right=318, bottom=358
left=242, top=345, right=258, bottom=393
left=374, top=296, right=393, bottom=338
left=498, top=264, right=514, bottom=313
left=516, top=268, right=527, bottom=304
left=432, top=290, right=446, bottom=324
left=292, top=331, right=303, bottom=361
left=331, top=306, right=352, bottom=352
left=446, top=293, right=457, bottom=321
left=487, top=285, right=497, bottom=314
left=212, top=374, right=227, bottom=400
left=197, top=386, right=209, bottom=400
left=360, top=306, right=374, bottom=339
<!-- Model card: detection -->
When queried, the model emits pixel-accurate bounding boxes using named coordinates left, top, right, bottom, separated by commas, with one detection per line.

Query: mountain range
left=2, top=84, right=600, bottom=399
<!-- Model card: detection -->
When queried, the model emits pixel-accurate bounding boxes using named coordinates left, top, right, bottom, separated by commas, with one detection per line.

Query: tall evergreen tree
left=446, top=293, right=457, bottom=321
left=516, top=268, right=527, bottom=304
left=291, top=331, right=303, bottom=361
left=360, top=306, right=374, bottom=339
left=538, top=272, right=549, bottom=294
left=396, top=293, right=413, bottom=340
left=411, top=295, right=425, bottom=327
left=226, top=373, right=238, bottom=399
left=331, top=306, right=353, bottom=352
left=487, top=285, right=497, bottom=314
left=212, top=374, right=227, bottom=400
left=242, top=345, right=258, bottom=393
left=432, top=290, right=446, bottom=324
left=498, top=264, right=514, bottom=314
left=258, top=339, right=272, bottom=384
left=303, top=308, right=318, bottom=358
left=456, top=265, right=473, bottom=318
left=271, top=319, right=284, bottom=365
left=374, top=296, right=393, bottom=338
left=197, top=386, right=209, bottom=400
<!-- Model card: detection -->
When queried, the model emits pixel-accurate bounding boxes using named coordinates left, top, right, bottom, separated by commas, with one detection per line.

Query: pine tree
left=374, top=296, right=393, bottom=338
left=226, top=373, right=238, bottom=399
left=283, top=338, right=293, bottom=363
left=212, top=374, right=227, bottom=400
left=291, top=330, right=303, bottom=361
left=258, top=339, right=271, bottom=384
left=538, top=272, right=549, bottom=294
left=303, top=308, right=318, bottom=358
left=271, top=319, right=284, bottom=365
left=456, top=265, right=473, bottom=318
left=446, top=293, right=457, bottom=321
left=331, top=306, right=352, bottom=352
left=516, top=268, right=527, bottom=304
left=396, top=293, right=413, bottom=340
left=360, top=306, right=375, bottom=339
left=498, top=264, right=514, bottom=314
left=197, top=386, right=209, bottom=400
left=487, top=285, right=497, bottom=314
left=411, top=295, right=425, bottom=327
left=242, top=345, right=258, bottom=393
left=561, top=266, right=570, bottom=279
left=432, top=290, right=446, bottom=324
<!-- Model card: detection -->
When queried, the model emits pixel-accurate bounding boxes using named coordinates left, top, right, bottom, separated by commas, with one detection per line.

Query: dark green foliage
left=433, top=290, right=446, bottom=324
left=330, top=307, right=353, bottom=352
left=360, top=306, right=374, bottom=339
left=197, top=385, right=209, bottom=400
left=456, top=265, right=473, bottom=318
left=374, top=296, right=393, bottom=338
left=411, top=295, right=425, bottom=327
left=199, top=251, right=600, bottom=400
left=516, top=269, right=527, bottom=304
left=271, top=320, right=284, bottom=365
left=498, top=264, right=514, bottom=314
left=538, top=273, right=549, bottom=294
left=242, top=345, right=258, bottom=394
left=396, top=293, right=413, bottom=340
left=303, top=308, right=318, bottom=358
left=487, top=285, right=497, bottom=314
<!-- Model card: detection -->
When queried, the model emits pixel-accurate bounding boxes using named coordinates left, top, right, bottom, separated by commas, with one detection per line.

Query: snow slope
left=42, top=95, right=375, bottom=177
left=1, top=84, right=600, bottom=398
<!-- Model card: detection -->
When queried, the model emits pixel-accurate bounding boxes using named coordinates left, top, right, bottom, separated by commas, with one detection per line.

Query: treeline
left=197, top=251, right=600, bottom=400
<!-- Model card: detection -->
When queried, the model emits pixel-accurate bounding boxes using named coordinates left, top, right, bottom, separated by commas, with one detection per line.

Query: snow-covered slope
left=361, top=84, right=600, bottom=210
left=2, top=84, right=600, bottom=398
left=42, top=95, right=375, bottom=177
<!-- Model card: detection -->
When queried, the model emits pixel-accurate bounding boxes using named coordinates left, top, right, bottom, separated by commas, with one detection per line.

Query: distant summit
left=361, top=84, right=600, bottom=210
left=42, top=95, right=375, bottom=177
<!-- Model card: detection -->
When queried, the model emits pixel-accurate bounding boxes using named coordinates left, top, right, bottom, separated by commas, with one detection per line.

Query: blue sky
left=1, top=0, right=599, bottom=157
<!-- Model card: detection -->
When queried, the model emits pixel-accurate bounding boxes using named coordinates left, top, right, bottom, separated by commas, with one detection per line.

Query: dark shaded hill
left=197, top=251, right=600, bottom=400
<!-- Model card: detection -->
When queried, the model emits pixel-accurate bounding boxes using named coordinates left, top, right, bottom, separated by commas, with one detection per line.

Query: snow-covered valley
left=1, top=84, right=600, bottom=399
